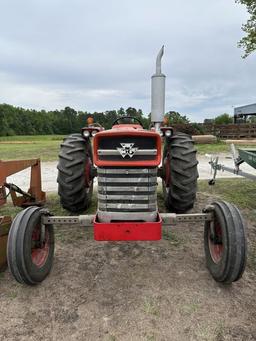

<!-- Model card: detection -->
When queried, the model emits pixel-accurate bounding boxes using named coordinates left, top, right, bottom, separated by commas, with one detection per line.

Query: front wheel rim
left=208, top=222, right=224, bottom=264
left=31, top=225, right=50, bottom=268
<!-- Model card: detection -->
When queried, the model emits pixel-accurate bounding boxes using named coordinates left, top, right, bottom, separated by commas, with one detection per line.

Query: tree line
left=0, top=104, right=202, bottom=136
left=0, top=104, right=151, bottom=136
left=2, top=103, right=249, bottom=137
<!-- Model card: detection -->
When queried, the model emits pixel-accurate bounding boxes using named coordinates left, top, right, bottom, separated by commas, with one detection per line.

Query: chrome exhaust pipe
left=151, top=46, right=166, bottom=131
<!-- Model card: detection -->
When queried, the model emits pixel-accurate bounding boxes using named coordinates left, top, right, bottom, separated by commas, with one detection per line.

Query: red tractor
left=7, top=47, right=247, bottom=285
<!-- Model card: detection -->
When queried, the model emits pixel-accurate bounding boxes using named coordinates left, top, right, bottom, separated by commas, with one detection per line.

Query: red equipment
left=0, top=159, right=45, bottom=271
left=6, top=48, right=247, bottom=285
left=94, top=214, right=162, bottom=241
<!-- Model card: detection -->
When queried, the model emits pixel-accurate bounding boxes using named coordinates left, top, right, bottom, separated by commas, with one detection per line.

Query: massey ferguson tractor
left=6, top=47, right=247, bottom=285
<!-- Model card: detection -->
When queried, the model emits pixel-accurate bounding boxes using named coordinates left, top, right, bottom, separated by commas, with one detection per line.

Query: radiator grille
left=97, top=136, right=157, bottom=162
left=97, top=167, right=158, bottom=221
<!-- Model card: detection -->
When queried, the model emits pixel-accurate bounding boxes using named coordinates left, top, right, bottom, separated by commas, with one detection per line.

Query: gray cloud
left=0, top=0, right=254, bottom=121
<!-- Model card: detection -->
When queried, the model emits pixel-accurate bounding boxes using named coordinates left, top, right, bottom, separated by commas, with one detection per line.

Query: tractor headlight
left=165, top=130, right=172, bottom=137
left=91, top=130, right=98, bottom=137
left=83, top=130, right=90, bottom=138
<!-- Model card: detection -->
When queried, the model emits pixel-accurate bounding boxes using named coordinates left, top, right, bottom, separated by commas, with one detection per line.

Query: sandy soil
left=0, top=193, right=255, bottom=341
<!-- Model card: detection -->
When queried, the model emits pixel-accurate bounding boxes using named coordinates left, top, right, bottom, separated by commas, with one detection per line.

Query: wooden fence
left=171, top=123, right=256, bottom=139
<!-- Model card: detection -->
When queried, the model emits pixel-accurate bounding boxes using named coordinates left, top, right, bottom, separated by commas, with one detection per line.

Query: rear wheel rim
left=31, top=225, right=50, bottom=268
left=163, top=153, right=171, bottom=198
left=164, top=153, right=170, bottom=187
left=208, top=222, right=224, bottom=264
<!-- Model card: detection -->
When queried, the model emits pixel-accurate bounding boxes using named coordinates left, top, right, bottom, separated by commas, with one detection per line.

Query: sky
left=0, top=0, right=255, bottom=122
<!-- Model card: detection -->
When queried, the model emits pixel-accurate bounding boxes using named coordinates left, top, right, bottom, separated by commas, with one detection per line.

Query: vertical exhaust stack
left=151, top=46, right=166, bottom=131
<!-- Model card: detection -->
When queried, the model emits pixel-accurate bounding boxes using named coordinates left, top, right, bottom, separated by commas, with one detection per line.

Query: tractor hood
left=93, top=126, right=161, bottom=167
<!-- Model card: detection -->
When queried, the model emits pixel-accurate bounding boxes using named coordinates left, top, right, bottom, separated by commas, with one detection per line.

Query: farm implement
left=209, top=143, right=256, bottom=184
left=0, top=159, right=45, bottom=270
left=3, top=47, right=247, bottom=285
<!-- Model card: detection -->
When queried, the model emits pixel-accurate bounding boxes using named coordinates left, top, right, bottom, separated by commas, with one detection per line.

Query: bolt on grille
left=97, top=167, right=158, bottom=215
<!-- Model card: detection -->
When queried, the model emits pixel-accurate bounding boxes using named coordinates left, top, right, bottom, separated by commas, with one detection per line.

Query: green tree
left=117, top=107, right=125, bottom=116
left=0, top=104, right=148, bottom=135
left=214, top=113, right=233, bottom=125
left=103, top=110, right=117, bottom=129
left=0, top=111, right=9, bottom=136
left=248, top=115, right=256, bottom=122
left=63, top=107, right=78, bottom=133
left=236, top=0, right=256, bottom=57
left=165, top=111, right=190, bottom=125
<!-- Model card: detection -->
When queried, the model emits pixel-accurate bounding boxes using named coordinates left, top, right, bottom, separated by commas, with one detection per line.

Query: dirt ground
left=0, top=193, right=256, bottom=341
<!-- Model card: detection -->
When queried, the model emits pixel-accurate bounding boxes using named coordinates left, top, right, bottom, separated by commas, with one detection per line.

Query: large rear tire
left=57, top=133, right=93, bottom=213
left=162, top=132, right=198, bottom=213
left=204, top=201, right=247, bottom=283
left=7, top=207, right=54, bottom=285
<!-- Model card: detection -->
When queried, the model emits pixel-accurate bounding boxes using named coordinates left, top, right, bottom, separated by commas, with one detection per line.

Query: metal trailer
left=208, top=144, right=256, bottom=184
left=5, top=48, right=247, bottom=286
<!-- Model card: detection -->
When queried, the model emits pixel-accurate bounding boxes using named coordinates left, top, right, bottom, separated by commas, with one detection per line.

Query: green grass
left=196, top=141, right=228, bottom=154
left=0, top=135, right=65, bottom=142
left=180, top=301, right=200, bottom=315
left=143, top=298, right=159, bottom=316
left=196, top=141, right=256, bottom=155
left=162, top=229, right=183, bottom=247
left=198, top=178, right=256, bottom=213
left=0, top=135, right=65, bottom=161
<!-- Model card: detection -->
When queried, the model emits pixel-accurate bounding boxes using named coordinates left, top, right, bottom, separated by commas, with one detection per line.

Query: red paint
left=94, top=214, right=162, bottom=241
left=93, top=126, right=162, bottom=167
left=31, top=226, right=50, bottom=268
left=208, top=222, right=223, bottom=263
left=112, top=124, right=142, bottom=129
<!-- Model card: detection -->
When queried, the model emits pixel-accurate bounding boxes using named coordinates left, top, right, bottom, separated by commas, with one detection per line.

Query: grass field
left=196, top=141, right=229, bottom=154
left=0, top=135, right=65, bottom=142
left=0, top=135, right=65, bottom=161
left=1, top=135, right=256, bottom=161
left=198, top=178, right=256, bottom=220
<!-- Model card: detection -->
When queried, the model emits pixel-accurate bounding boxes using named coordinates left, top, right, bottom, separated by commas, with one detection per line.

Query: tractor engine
left=93, top=125, right=162, bottom=223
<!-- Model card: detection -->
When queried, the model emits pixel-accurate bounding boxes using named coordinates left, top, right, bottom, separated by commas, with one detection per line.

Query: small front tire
left=7, top=207, right=54, bottom=285
left=204, top=201, right=247, bottom=283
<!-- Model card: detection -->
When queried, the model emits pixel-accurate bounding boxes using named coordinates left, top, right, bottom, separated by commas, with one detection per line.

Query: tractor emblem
left=117, top=143, right=138, bottom=158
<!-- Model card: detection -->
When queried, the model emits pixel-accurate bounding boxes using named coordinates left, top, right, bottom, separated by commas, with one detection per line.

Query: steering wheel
left=112, top=116, right=144, bottom=128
